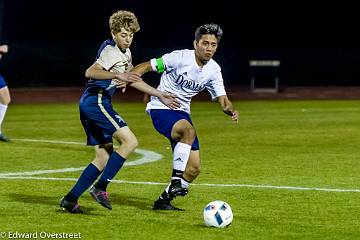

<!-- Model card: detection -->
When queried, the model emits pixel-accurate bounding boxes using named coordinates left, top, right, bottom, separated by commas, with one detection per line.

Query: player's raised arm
left=85, top=62, right=142, bottom=83
left=130, top=61, right=153, bottom=76
left=217, top=95, right=238, bottom=123
left=129, top=80, right=180, bottom=109
left=128, top=61, right=179, bottom=109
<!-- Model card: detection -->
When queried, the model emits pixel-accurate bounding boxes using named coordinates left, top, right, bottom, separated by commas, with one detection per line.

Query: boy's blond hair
left=109, top=10, right=140, bottom=34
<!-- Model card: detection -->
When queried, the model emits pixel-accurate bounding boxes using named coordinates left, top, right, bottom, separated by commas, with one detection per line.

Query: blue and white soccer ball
left=203, top=200, right=233, bottom=228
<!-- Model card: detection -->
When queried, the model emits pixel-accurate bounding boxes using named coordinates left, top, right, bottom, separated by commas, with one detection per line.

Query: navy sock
left=95, top=152, right=126, bottom=191
left=67, top=163, right=101, bottom=201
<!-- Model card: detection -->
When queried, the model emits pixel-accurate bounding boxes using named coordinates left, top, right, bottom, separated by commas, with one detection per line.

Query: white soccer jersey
left=96, top=41, right=133, bottom=74
left=146, top=49, right=227, bottom=113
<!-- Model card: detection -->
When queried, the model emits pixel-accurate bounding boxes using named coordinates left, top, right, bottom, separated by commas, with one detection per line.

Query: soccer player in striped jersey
left=60, top=10, right=179, bottom=213
left=131, top=23, right=239, bottom=210
left=0, top=44, right=11, bottom=142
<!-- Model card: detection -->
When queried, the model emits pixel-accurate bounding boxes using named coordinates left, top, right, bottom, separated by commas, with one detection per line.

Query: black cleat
left=60, top=197, right=83, bottom=214
left=0, top=134, right=10, bottom=142
left=168, top=179, right=188, bottom=198
left=153, top=198, right=184, bottom=211
left=89, top=186, right=112, bottom=210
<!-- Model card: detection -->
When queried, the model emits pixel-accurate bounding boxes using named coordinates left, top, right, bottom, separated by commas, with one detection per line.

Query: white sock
left=181, top=178, right=190, bottom=188
left=172, top=142, right=191, bottom=179
left=0, top=103, right=8, bottom=134
left=164, top=184, right=170, bottom=193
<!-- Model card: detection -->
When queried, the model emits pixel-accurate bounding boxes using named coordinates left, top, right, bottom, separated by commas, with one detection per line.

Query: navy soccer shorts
left=80, top=97, right=127, bottom=146
left=150, top=109, right=199, bottom=150
left=0, top=75, right=7, bottom=88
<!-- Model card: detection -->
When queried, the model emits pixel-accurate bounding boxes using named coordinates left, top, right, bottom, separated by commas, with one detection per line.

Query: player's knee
left=129, top=138, right=139, bottom=151
left=123, top=136, right=138, bottom=152
left=3, top=97, right=10, bottom=105
left=181, top=125, right=196, bottom=141
left=0, top=88, right=11, bottom=105
left=0, top=97, right=9, bottom=105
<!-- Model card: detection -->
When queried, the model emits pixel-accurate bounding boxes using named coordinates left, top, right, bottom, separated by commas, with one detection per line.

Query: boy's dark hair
left=195, top=23, right=223, bottom=42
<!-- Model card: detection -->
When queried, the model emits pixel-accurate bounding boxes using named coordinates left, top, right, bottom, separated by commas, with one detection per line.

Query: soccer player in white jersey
left=131, top=23, right=239, bottom=210
left=0, top=44, right=11, bottom=142
left=60, top=10, right=179, bottom=213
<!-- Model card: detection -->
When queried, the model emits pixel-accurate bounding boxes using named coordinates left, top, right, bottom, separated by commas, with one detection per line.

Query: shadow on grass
left=109, top=193, right=187, bottom=214
left=109, top=193, right=154, bottom=211
left=7, top=193, right=101, bottom=216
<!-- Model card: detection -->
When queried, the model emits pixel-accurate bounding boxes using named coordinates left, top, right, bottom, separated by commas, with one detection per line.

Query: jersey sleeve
left=206, top=70, right=227, bottom=100
left=150, top=50, right=182, bottom=73
left=96, top=46, right=119, bottom=71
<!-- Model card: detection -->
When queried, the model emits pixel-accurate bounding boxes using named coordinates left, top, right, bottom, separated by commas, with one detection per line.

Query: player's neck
left=195, top=56, right=208, bottom=67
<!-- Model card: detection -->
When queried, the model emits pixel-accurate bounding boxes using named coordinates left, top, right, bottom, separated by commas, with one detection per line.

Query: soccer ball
left=203, top=200, right=233, bottom=228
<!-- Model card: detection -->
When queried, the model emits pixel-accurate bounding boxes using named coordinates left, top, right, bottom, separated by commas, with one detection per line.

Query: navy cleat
left=168, top=179, right=188, bottom=198
left=89, top=186, right=112, bottom=210
left=60, top=197, right=83, bottom=214
left=153, top=198, right=184, bottom=211
left=0, top=133, right=10, bottom=142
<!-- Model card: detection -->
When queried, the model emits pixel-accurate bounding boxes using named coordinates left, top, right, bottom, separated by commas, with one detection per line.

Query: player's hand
left=0, top=45, right=8, bottom=53
left=159, top=92, right=180, bottom=109
left=115, top=72, right=142, bottom=83
left=113, top=79, right=127, bottom=88
left=112, top=79, right=128, bottom=93
left=230, top=110, right=239, bottom=123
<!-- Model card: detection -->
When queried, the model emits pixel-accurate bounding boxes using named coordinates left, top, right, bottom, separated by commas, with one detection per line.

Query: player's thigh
left=171, top=119, right=196, bottom=141
left=0, top=87, right=10, bottom=105
left=112, top=126, right=138, bottom=147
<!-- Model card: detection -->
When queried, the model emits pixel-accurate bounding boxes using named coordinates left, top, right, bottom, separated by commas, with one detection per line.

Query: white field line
left=1, top=138, right=360, bottom=193
left=0, top=176, right=359, bottom=193
left=0, top=139, right=162, bottom=177
left=0, top=168, right=85, bottom=176
left=9, top=138, right=162, bottom=169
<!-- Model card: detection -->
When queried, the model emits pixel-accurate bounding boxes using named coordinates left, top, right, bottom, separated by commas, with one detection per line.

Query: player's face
left=194, top=34, right=218, bottom=64
left=113, top=28, right=134, bottom=50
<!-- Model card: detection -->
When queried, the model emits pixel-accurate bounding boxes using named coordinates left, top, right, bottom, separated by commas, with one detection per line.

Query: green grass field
left=0, top=100, right=359, bottom=240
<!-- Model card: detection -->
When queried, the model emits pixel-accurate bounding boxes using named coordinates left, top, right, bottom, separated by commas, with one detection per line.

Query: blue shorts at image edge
left=0, top=75, right=7, bottom=88
left=150, top=109, right=200, bottom=150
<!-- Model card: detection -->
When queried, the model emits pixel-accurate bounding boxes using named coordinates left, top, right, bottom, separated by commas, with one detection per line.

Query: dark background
left=0, top=0, right=359, bottom=88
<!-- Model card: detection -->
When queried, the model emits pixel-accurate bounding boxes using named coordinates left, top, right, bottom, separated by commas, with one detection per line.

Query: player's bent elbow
left=85, top=66, right=97, bottom=79
left=85, top=69, right=91, bottom=78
